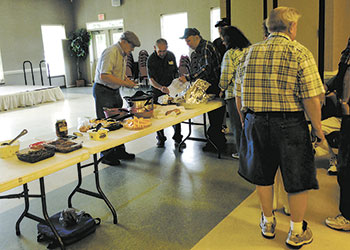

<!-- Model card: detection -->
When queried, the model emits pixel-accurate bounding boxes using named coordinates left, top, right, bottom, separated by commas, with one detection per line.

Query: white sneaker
left=325, top=214, right=350, bottom=231
left=232, top=153, right=239, bottom=160
left=328, top=158, right=337, bottom=175
left=286, top=221, right=313, bottom=248
left=260, top=212, right=276, bottom=239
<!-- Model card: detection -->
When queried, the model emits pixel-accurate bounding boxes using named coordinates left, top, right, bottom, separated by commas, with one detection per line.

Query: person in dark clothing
left=325, top=38, right=350, bottom=231
left=213, top=18, right=230, bottom=62
left=324, top=38, right=350, bottom=115
left=321, top=38, right=350, bottom=174
left=325, top=115, right=350, bottom=231
left=147, top=38, right=184, bottom=148
left=179, top=28, right=226, bottom=152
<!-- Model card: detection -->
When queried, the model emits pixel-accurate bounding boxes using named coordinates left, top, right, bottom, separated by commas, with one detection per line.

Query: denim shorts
left=238, top=111, right=319, bottom=193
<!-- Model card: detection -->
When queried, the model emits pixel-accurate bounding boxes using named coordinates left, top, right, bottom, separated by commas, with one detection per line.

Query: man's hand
left=160, top=86, right=170, bottom=94
left=125, top=78, right=137, bottom=88
left=320, top=93, right=326, bottom=106
left=179, top=76, right=187, bottom=83
left=302, top=96, right=325, bottom=147
left=312, top=127, right=325, bottom=148
left=219, top=90, right=224, bottom=98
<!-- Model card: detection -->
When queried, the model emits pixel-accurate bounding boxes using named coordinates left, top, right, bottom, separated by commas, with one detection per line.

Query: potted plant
left=68, top=28, right=91, bottom=87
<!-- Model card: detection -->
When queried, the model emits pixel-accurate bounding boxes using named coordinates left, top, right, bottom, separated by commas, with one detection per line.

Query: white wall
left=0, top=0, right=75, bottom=86
left=73, top=0, right=220, bottom=84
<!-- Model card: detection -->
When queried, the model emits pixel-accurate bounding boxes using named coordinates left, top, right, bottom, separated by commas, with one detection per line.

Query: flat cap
left=180, top=28, right=200, bottom=39
left=215, top=18, right=230, bottom=27
left=121, top=31, right=141, bottom=47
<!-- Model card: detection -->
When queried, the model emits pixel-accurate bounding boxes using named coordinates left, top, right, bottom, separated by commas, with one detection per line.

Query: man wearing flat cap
left=179, top=28, right=226, bottom=152
left=93, top=31, right=140, bottom=165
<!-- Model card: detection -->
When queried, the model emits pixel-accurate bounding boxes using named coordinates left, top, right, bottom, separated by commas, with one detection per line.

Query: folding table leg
left=179, top=114, right=221, bottom=158
left=39, top=178, right=65, bottom=250
left=202, top=114, right=221, bottom=158
left=68, top=162, right=83, bottom=208
left=14, top=180, right=65, bottom=249
left=92, top=154, right=118, bottom=224
left=178, top=119, right=193, bottom=152
left=15, top=184, right=30, bottom=236
left=68, top=155, right=118, bottom=224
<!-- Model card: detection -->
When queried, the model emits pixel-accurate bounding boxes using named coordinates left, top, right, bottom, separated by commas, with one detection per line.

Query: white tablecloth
left=0, top=86, right=64, bottom=111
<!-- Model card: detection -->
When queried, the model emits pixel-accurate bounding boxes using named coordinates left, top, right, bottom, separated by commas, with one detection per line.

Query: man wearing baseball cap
left=179, top=28, right=226, bottom=152
left=93, top=31, right=140, bottom=165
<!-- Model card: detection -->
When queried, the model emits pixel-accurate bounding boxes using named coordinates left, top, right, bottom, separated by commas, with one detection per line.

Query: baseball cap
left=179, top=28, right=200, bottom=39
left=120, top=31, right=141, bottom=47
left=215, top=18, right=230, bottom=27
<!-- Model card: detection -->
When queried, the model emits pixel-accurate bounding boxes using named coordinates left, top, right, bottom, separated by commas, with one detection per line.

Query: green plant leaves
left=68, top=28, right=91, bottom=60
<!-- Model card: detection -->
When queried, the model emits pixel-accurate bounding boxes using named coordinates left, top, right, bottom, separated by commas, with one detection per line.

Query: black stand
left=68, top=154, right=118, bottom=224
left=0, top=153, right=118, bottom=249
left=179, top=113, right=221, bottom=158
left=0, top=178, right=66, bottom=250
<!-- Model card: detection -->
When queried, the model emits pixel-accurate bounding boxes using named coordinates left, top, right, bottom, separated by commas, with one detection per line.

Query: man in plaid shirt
left=179, top=28, right=226, bottom=152
left=234, top=7, right=325, bottom=248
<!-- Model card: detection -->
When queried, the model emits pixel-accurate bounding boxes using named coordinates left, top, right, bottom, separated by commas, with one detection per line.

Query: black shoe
left=202, top=143, right=226, bottom=152
left=115, top=150, right=135, bottom=160
left=101, top=157, right=121, bottom=166
left=175, top=141, right=186, bottom=148
left=157, top=140, right=165, bottom=148
left=202, top=143, right=217, bottom=152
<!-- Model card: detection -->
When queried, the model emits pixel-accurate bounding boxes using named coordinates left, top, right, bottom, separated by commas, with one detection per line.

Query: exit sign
left=98, top=14, right=105, bottom=21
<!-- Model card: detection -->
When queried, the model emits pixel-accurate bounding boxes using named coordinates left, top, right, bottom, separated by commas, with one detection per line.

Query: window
left=0, top=49, right=4, bottom=84
left=41, top=25, right=66, bottom=76
left=94, top=33, right=107, bottom=60
left=161, top=12, right=188, bottom=65
left=111, top=30, right=123, bottom=45
left=210, top=7, right=221, bottom=42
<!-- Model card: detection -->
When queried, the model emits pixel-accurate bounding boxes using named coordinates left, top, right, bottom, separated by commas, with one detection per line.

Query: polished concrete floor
left=0, top=87, right=254, bottom=250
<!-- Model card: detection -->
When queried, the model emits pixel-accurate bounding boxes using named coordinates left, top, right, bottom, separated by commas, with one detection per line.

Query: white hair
left=267, top=7, right=301, bottom=33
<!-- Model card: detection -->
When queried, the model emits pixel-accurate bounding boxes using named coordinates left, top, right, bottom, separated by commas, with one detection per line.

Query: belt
left=96, top=83, right=119, bottom=91
left=246, top=109, right=304, bottom=119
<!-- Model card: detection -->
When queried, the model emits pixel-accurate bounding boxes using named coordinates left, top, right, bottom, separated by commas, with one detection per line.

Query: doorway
left=87, top=20, right=124, bottom=82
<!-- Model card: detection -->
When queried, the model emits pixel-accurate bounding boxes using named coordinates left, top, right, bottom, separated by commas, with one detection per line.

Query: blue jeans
left=238, top=111, right=318, bottom=193
left=226, top=98, right=242, bottom=153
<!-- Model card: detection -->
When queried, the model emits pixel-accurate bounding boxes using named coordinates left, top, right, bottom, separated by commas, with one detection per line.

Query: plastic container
left=88, top=128, right=108, bottom=141
left=44, top=138, right=82, bottom=153
left=16, top=147, right=55, bottom=163
left=0, top=140, right=20, bottom=158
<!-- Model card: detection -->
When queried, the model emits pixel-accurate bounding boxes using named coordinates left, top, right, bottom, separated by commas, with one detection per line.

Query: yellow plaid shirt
left=219, top=48, right=245, bottom=100
left=234, top=32, right=325, bottom=112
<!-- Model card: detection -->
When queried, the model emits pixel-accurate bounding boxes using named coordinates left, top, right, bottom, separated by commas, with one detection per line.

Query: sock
left=290, top=221, right=303, bottom=234
left=263, top=214, right=274, bottom=223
